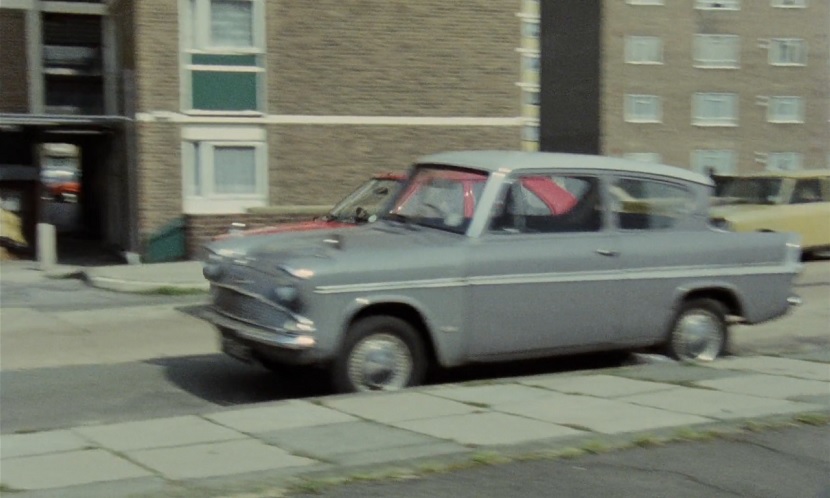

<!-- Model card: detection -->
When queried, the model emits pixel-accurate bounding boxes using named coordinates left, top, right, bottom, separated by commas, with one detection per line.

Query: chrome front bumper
left=198, top=306, right=317, bottom=350
left=787, top=295, right=803, bottom=306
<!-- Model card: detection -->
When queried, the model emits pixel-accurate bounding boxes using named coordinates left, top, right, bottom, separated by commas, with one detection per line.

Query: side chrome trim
left=314, top=264, right=796, bottom=295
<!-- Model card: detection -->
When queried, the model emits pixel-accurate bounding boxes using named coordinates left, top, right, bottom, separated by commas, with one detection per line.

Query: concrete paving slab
left=322, top=391, right=476, bottom=423
left=72, top=415, right=247, bottom=451
left=337, top=441, right=468, bottom=467
left=622, top=387, right=824, bottom=420
left=611, top=363, right=742, bottom=384
left=0, top=429, right=90, bottom=459
left=520, top=374, right=676, bottom=398
left=695, top=374, right=830, bottom=400
left=1, top=449, right=151, bottom=490
left=391, top=412, right=583, bottom=447
left=126, top=439, right=317, bottom=480
left=496, top=392, right=711, bottom=434
left=789, top=394, right=830, bottom=409
left=424, top=383, right=550, bottom=406
left=703, top=356, right=830, bottom=381
left=0, top=477, right=169, bottom=498
left=787, top=349, right=830, bottom=364
left=260, top=420, right=439, bottom=456
left=205, top=400, right=357, bottom=434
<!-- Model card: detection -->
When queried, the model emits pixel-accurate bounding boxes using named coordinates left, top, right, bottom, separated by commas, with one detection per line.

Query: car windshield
left=720, top=178, right=784, bottom=205
left=382, top=166, right=489, bottom=234
left=326, top=178, right=402, bottom=222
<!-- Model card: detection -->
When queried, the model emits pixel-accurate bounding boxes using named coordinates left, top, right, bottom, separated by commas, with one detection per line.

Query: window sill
left=693, top=64, right=740, bottom=69
left=692, top=122, right=738, bottom=127
left=625, top=119, right=663, bottom=124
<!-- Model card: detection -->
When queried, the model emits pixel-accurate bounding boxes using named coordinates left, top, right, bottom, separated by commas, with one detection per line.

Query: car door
left=610, top=175, right=703, bottom=344
left=463, top=172, right=623, bottom=359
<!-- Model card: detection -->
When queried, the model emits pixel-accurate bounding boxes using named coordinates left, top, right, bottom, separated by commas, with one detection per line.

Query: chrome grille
left=212, top=287, right=286, bottom=329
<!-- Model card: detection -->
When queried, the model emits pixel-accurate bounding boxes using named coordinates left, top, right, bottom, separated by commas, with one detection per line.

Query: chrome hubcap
left=347, top=333, right=412, bottom=391
left=674, top=311, right=722, bottom=361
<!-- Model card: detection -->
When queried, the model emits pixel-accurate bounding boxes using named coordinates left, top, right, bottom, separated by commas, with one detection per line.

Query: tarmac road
left=291, top=424, right=830, bottom=498
left=1, top=261, right=827, bottom=435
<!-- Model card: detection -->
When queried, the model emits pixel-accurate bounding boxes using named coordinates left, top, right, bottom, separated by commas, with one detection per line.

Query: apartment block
left=540, top=0, right=830, bottom=174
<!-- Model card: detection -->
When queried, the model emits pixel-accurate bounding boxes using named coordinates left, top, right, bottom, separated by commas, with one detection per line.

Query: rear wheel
left=664, top=298, right=728, bottom=362
left=332, top=316, right=427, bottom=393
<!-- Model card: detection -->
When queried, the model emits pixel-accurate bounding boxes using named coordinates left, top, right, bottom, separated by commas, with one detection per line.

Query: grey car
left=199, top=151, right=802, bottom=393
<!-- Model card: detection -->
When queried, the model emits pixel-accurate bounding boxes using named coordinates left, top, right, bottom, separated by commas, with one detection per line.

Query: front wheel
left=332, top=316, right=427, bottom=393
left=664, top=298, right=728, bottom=362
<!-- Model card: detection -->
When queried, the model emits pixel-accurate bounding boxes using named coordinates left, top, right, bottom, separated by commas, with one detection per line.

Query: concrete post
left=37, top=223, right=57, bottom=270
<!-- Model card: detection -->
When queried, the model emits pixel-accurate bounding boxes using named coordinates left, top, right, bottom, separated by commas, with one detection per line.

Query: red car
left=215, top=169, right=576, bottom=240
left=214, top=172, right=405, bottom=240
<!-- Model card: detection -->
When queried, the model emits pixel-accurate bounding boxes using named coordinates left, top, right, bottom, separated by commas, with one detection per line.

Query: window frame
left=691, top=149, right=738, bottom=175
left=181, top=126, right=269, bottom=214
left=764, top=152, right=804, bottom=172
left=692, top=92, right=739, bottom=127
left=693, top=34, right=740, bottom=68
left=767, top=96, right=805, bottom=123
left=768, top=38, right=808, bottom=66
left=695, top=0, right=740, bottom=10
left=771, top=0, right=807, bottom=8
left=623, top=153, right=663, bottom=164
left=180, top=0, right=267, bottom=114
left=625, top=94, right=663, bottom=123
left=625, top=36, right=663, bottom=65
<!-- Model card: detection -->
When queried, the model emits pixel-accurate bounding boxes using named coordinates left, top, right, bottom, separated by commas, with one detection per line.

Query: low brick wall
left=185, top=206, right=329, bottom=258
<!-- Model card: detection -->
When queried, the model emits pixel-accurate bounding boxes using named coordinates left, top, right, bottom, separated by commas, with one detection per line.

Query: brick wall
left=133, top=0, right=179, bottom=112
left=267, top=125, right=521, bottom=205
left=136, top=122, right=182, bottom=241
left=0, top=9, right=28, bottom=113
left=268, top=0, right=521, bottom=116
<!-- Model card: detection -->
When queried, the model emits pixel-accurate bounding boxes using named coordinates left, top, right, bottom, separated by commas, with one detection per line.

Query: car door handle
left=596, top=249, right=619, bottom=257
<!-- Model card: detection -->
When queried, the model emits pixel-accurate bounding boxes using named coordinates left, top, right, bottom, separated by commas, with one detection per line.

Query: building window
left=696, top=0, right=740, bottom=10
left=521, top=20, right=540, bottom=51
left=625, top=36, right=663, bottom=64
left=764, top=152, right=803, bottom=171
left=692, top=93, right=738, bottom=126
left=625, top=95, right=662, bottom=123
left=693, top=35, right=740, bottom=68
left=623, top=153, right=662, bottom=163
left=771, top=0, right=807, bottom=7
left=183, top=0, right=266, bottom=113
left=520, top=52, right=540, bottom=85
left=521, top=122, right=540, bottom=151
left=767, top=96, right=805, bottom=123
left=521, top=0, right=540, bottom=17
left=768, top=38, right=807, bottom=65
left=522, top=89, right=540, bottom=119
left=182, top=126, right=268, bottom=213
left=691, top=150, right=737, bottom=175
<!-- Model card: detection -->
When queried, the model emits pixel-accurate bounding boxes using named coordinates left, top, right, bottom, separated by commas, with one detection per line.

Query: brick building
left=1, top=0, right=828, bottom=260
left=538, top=0, right=830, bottom=174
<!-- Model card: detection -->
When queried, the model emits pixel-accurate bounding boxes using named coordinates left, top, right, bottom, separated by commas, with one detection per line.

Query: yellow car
left=710, top=170, right=830, bottom=255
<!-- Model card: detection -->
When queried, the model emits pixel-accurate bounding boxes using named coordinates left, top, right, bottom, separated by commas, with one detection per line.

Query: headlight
left=203, top=263, right=223, bottom=280
left=272, top=284, right=302, bottom=311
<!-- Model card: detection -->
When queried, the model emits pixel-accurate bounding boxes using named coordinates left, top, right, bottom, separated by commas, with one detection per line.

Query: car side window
left=791, top=179, right=824, bottom=204
left=488, top=175, right=601, bottom=233
left=612, top=178, right=694, bottom=230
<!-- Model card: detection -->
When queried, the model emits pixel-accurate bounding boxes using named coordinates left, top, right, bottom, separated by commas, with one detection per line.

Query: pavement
left=0, top=259, right=828, bottom=497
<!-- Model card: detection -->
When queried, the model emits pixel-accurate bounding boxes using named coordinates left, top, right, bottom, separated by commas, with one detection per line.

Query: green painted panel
left=192, top=71, right=258, bottom=111
left=191, top=54, right=258, bottom=66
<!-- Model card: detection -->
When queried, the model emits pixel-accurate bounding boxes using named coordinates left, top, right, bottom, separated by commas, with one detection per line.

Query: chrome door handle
left=596, top=249, right=619, bottom=257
